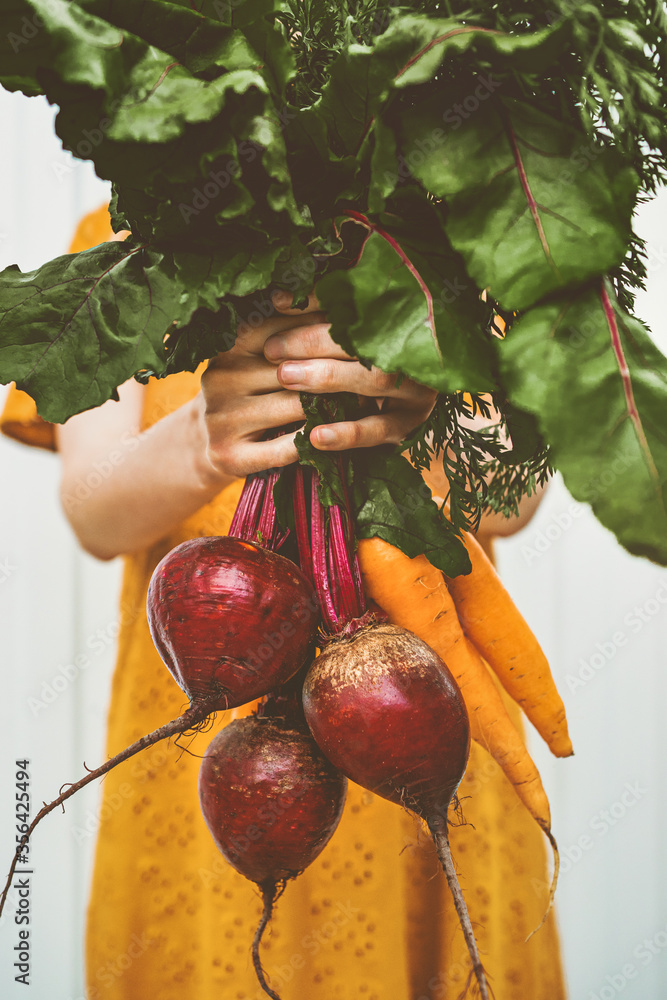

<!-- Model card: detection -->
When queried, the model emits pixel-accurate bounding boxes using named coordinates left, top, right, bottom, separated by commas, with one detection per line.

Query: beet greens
left=0, top=0, right=666, bottom=563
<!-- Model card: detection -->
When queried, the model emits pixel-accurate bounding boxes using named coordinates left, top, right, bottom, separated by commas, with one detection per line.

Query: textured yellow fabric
left=0, top=385, right=56, bottom=450
left=1, top=208, right=567, bottom=1000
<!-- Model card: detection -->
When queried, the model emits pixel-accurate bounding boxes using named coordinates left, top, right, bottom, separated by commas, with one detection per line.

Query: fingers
left=276, top=358, right=394, bottom=394
left=234, top=309, right=328, bottom=356
left=205, top=389, right=304, bottom=438
left=210, top=431, right=300, bottom=478
left=309, top=410, right=429, bottom=452
left=275, top=357, right=435, bottom=407
left=205, top=391, right=305, bottom=478
left=227, top=289, right=323, bottom=358
left=271, top=290, right=321, bottom=314
left=203, top=353, right=282, bottom=397
left=264, top=323, right=352, bottom=363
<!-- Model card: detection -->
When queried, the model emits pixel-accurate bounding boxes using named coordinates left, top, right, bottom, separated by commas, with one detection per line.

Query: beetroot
left=199, top=707, right=347, bottom=999
left=148, top=536, right=319, bottom=710
left=2, top=526, right=319, bottom=923
left=302, top=623, right=490, bottom=1000
left=1, top=480, right=322, bottom=927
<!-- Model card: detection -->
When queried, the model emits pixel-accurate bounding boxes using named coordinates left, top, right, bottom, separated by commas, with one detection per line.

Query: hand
left=200, top=291, right=436, bottom=479
left=268, top=292, right=437, bottom=452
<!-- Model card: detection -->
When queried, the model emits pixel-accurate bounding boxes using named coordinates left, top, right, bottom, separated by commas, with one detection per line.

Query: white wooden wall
left=0, top=89, right=121, bottom=1000
left=1, top=88, right=667, bottom=1000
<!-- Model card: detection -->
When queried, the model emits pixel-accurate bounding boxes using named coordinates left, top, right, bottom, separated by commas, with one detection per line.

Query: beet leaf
left=500, top=280, right=667, bottom=564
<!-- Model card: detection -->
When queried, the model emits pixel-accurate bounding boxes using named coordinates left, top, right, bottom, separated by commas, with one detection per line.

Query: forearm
left=56, top=387, right=232, bottom=560
left=419, top=450, right=548, bottom=539
left=54, top=302, right=473, bottom=561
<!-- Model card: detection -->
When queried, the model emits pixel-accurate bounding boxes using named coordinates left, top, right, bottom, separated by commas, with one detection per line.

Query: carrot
left=453, top=638, right=552, bottom=832
left=445, top=529, right=573, bottom=759
left=357, top=536, right=552, bottom=833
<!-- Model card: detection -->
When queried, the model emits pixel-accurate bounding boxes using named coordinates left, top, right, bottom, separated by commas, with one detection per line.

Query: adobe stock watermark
left=7, top=0, right=61, bottom=54
left=67, top=932, right=152, bottom=999
left=70, top=780, right=135, bottom=845
left=0, top=555, right=17, bottom=584
left=402, top=754, right=502, bottom=858
left=71, top=734, right=195, bottom=844
left=264, top=900, right=361, bottom=993
left=531, top=779, right=648, bottom=895
left=520, top=498, right=586, bottom=565
left=539, top=136, right=607, bottom=200
left=178, top=141, right=260, bottom=224
left=379, top=74, right=500, bottom=195
left=52, top=68, right=294, bottom=184
left=566, top=580, right=667, bottom=694
left=61, top=429, right=140, bottom=512
left=416, top=941, right=484, bottom=999
left=520, top=447, right=637, bottom=566
left=644, top=241, right=667, bottom=277
left=587, top=920, right=667, bottom=1000
left=27, top=616, right=123, bottom=716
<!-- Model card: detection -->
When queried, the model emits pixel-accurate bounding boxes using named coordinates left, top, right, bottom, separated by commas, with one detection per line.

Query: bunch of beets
left=1, top=461, right=485, bottom=1000
left=148, top=463, right=481, bottom=999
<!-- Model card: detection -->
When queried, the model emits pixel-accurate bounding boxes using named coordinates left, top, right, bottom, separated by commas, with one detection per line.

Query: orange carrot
left=445, top=529, right=573, bottom=759
left=457, top=639, right=552, bottom=830
left=357, top=536, right=552, bottom=833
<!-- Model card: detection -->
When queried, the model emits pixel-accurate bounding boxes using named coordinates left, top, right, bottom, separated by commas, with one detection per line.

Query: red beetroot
left=147, top=536, right=318, bottom=711
left=198, top=707, right=347, bottom=999
left=302, top=623, right=490, bottom=1000
left=1, top=498, right=319, bottom=924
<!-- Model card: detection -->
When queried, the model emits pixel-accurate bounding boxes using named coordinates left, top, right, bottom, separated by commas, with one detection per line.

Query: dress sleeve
left=0, top=387, right=56, bottom=450
left=0, top=203, right=121, bottom=452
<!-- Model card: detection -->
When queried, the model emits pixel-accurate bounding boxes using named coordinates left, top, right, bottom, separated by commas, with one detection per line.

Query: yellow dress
left=1, top=207, right=567, bottom=1000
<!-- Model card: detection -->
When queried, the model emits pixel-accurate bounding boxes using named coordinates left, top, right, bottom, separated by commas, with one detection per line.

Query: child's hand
left=201, top=292, right=436, bottom=478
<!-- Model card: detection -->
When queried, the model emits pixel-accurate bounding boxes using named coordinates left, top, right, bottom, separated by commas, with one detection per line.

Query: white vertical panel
left=0, top=87, right=121, bottom=1000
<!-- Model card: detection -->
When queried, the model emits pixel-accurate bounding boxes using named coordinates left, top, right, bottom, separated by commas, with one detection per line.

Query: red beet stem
left=229, top=473, right=262, bottom=540
left=229, top=470, right=289, bottom=551
left=331, top=451, right=366, bottom=620
left=0, top=699, right=217, bottom=922
left=257, top=471, right=278, bottom=545
left=306, top=465, right=366, bottom=633
left=427, top=811, right=491, bottom=1000
left=293, top=466, right=314, bottom=585
left=310, top=473, right=340, bottom=631
left=328, top=504, right=363, bottom=623
left=252, top=881, right=283, bottom=1000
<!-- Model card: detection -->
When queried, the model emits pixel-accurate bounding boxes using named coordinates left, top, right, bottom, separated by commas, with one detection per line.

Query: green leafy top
left=1, top=0, right=666, bottom=569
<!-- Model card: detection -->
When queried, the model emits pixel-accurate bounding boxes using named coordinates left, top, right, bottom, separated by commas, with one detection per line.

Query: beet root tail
left=0, top=699, right=217, bottom=920
left=252, top=881, right=282, bottom=1000
left=427, top=812, right=492, bottom=1000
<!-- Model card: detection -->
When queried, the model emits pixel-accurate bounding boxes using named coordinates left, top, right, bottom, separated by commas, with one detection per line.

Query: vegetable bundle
left=0, top=0, right=666, bottom=568
left=1, top=0, right=666, bottom=993
left=0, top=455, right=567, bottom=999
